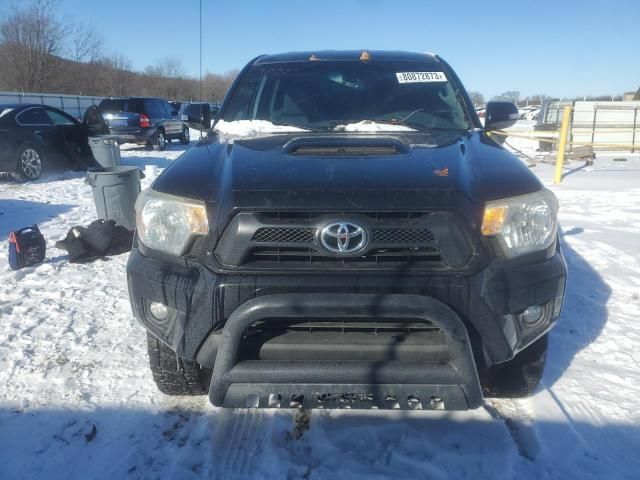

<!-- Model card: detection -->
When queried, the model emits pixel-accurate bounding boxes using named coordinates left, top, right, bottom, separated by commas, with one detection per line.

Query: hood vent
left=283, top=136, right=410, bottom=157
left=291, top=145, right=399, bottom=156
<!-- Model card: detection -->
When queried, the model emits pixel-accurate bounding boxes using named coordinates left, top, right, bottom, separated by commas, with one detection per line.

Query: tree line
left=0, top=0, right=237, bottom=101
left=467, top=90, right=631, bottom=109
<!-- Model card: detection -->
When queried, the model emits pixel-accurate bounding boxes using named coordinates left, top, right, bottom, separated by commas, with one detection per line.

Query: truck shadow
left=0, top=406, right=638, bottom=479
left=543, top=231, right=611, bottom=389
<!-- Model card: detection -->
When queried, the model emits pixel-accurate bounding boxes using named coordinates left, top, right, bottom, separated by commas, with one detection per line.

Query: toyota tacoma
left=127, top=51, right=566, bottom=410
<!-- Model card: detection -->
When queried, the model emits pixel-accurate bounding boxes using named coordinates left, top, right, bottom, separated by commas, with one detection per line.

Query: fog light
left=149, top=302, right=170, bottom=321
left=520, top=305, right=544, bottom=327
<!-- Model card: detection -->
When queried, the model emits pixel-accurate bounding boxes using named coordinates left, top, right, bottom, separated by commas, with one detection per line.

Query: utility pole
left=199, top=0, right=203, bottom=101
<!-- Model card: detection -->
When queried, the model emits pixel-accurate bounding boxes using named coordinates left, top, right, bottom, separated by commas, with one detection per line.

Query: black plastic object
left=55, top=219, right=133, bottom=263
left=8, top=225, right=46, bottom=270
left=85, top=166, right=144, bottom=231
left=208, top=293, right=483, bottom=410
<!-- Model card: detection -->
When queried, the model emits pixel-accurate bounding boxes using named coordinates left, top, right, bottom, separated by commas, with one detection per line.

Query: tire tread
left=146, top=333, right=211, bottom=396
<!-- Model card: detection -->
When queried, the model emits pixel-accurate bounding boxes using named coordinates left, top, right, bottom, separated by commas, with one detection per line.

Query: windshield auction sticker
left=396, top=72, right=447, bottom=83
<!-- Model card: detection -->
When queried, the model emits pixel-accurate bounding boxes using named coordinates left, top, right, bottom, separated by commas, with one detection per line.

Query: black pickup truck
left=127, top=51, right=566, bottom=410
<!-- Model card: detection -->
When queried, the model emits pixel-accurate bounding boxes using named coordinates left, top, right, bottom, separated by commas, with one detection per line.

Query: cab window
left=46, top=108, right=77, bottom=126
left=17, top=107, right=53, bottom=126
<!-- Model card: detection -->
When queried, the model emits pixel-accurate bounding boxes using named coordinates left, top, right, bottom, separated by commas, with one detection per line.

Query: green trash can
left=89, top=135, right=121, bottom=168
left=85, top=166, right=144, bottom=231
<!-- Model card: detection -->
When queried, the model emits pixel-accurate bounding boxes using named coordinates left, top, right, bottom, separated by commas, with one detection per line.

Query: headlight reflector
left=482, top=189, right=558, bottom=256
left=135, top=189, right=208, bottom=256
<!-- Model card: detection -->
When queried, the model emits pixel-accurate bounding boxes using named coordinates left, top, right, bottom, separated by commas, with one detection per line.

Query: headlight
left=481, top=189, right=558, bottom=257
left=135, top=189, right=208, bottom=256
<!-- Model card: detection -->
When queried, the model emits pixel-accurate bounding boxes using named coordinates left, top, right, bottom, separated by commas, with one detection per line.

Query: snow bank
left=214, top=119, right=309, bottom=137
left=333, top=120, right=416, bottom=132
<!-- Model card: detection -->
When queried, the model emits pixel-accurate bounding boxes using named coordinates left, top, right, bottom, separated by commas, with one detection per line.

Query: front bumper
left=108, top=128, right=155, bottom=144
left=208, top=293, right=482, bottom=409
left=127, top=244, right=566, bottom=408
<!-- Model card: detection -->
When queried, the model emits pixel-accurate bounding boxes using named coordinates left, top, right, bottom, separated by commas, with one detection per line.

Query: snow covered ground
left=1, top=128, right=640, bottom=479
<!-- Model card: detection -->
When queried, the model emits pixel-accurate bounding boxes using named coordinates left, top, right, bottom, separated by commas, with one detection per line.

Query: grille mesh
left=292, top=145, right=398, bottom=156
left=252, top=227, right=315, bottom=243
left=246, top=247, right=442, bottom=267
left=374, top=228, right=435, bottom=244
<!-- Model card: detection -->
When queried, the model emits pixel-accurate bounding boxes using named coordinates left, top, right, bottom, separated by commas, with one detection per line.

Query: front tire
left=481, top=334, right=548, bottom=398
left=12, top=144, right=44, bottom=181
left=146, top=333, right=211, bottom=396
left=179, top=127, right=190, bottom=145
left=152, top=129, right=166, bottom=151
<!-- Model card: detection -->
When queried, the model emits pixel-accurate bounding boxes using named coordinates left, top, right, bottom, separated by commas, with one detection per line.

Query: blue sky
left=58, top=0, right=640, bottom=99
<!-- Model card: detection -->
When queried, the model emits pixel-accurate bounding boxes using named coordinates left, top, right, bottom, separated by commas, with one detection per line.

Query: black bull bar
left=208, top=294, right=483, bottom=410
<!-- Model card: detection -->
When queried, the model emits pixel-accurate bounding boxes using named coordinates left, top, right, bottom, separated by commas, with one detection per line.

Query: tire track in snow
left=485, top=398, right=541, bottom=461
left=211, top=407, right=272, bottom=478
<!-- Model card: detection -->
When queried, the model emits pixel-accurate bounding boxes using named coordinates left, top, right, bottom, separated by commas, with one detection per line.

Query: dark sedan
left=0, top=104, right=97, bottom=181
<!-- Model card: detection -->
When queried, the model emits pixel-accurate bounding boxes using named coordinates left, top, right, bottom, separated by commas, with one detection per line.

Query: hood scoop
left=283, top=136, right=410, bottom=157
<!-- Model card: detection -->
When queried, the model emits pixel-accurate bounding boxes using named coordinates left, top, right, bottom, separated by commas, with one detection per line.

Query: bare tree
left=70, top=24, right=103, bottom=94
left=0, top=2, right=233, bottom=101
left=494, top=90, right=520, bottom=104
left=153, top=56, right=185, bottom=79
left=105, top=53, right=133, bottom=96
left=145, top=57, right=186, bottom=99
left=0, top=0, right=68, bottom=92
left=203, top=70, right=238, bottom=102
left=523, top=94, right=552, bottom=106
left=467, top=91, right=485, bottom=108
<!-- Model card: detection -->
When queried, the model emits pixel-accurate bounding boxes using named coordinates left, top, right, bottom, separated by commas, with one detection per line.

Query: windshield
left=99, top=98, right=145, bottom=114
left=221, top=61, right=471, bottom=132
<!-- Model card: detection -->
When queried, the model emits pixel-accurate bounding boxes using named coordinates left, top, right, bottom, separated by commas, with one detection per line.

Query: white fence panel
left=0, top=91, right=104, bottom=120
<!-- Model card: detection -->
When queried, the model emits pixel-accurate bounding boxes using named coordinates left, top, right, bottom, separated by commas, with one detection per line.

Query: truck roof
left=254, top=50, right=440, bottom=65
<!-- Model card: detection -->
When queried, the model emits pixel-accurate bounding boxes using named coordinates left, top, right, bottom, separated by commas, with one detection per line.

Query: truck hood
left=154, top=131, right=542, bottom=220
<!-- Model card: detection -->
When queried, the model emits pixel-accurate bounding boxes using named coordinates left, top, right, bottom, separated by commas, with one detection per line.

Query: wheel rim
left=184, top=128, right=189, bottom=141
left=20, top=148, right=42, bottom=179
left=158, top=132, right=165, bottom=148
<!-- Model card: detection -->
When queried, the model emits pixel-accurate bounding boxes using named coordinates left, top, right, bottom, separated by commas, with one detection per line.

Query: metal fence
left=540, top=101, right=640, bottom=151
left=0, top=91, right=104, bottom=120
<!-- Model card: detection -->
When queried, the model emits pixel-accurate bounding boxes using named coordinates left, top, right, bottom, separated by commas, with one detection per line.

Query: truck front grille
left=212, top=210, right=474, bottom=271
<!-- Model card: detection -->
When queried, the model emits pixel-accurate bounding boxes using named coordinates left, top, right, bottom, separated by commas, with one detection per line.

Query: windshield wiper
left=268, top=120, right=323, bottom=132
left=420, top=126, right=471, bottom=132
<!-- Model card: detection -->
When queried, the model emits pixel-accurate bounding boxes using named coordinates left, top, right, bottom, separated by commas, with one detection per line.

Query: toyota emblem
left=320, top=222, right=368, bottom=254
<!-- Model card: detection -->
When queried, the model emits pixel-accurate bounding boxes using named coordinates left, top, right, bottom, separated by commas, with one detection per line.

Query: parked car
left=209, top=103, right=221, bottom=116
left=130, top=50, right=566, bottom=410
left=0, top=104, right=97, bottom=181
left=98, top=97, right=189, bottom=151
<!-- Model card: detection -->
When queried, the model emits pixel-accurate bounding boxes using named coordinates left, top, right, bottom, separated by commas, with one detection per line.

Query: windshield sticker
left=396, top=72, right=447, bottom=83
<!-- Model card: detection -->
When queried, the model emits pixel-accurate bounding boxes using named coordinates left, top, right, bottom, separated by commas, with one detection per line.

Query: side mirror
left=484, top=102, right=519, bottom=130
left=183, top=103, right=211, bottom=131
